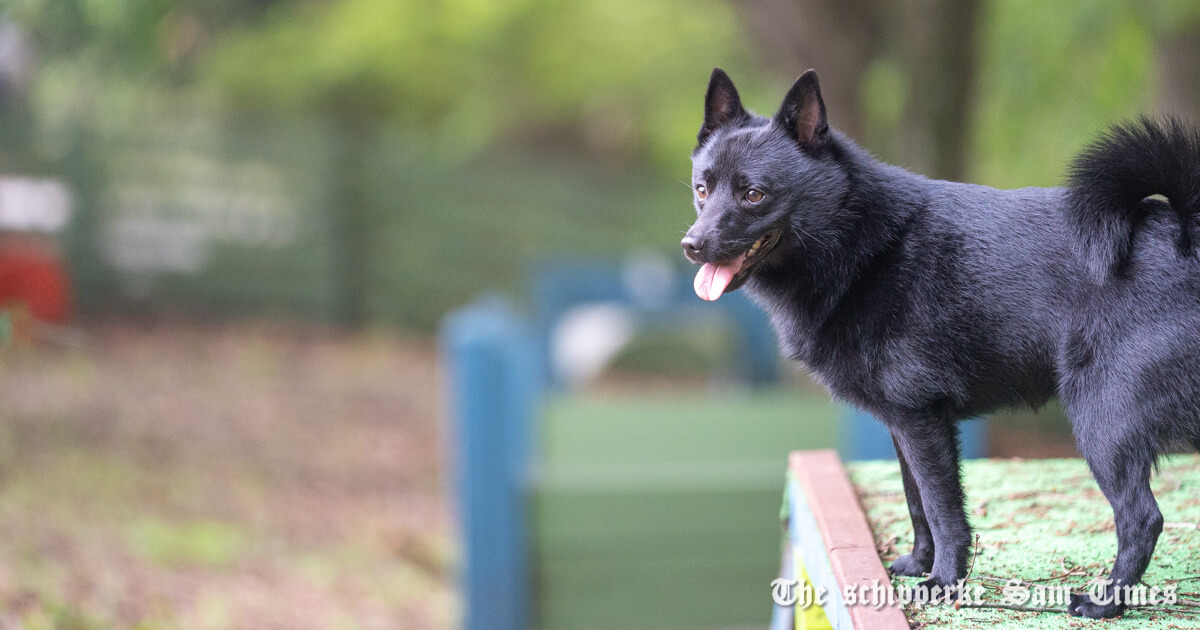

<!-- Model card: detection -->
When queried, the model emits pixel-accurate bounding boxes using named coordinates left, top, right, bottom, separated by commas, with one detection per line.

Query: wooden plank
left=788, top=449, right=910, bottom=630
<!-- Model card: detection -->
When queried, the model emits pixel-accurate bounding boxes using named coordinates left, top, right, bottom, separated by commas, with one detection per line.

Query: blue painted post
left=441, top=297, right=537, bottom=630
left=841, top=408, right=988, bottom=461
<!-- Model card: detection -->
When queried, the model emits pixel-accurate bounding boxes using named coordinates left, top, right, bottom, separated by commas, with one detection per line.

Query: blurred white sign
left=552, top=302, right=636, bottom=388
left=0, top=178, right=72, bottom=233
left=101, top=151, right=301, bottom=273
left=103, top=217, right=208, bottom=273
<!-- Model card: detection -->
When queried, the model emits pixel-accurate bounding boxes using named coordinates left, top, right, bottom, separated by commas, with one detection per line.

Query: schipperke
left=682, top=67, right=1200, bottom=619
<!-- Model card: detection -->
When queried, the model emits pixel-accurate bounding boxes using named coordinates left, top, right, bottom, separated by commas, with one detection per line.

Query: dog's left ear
left=775, top=69, right=829, bottom=153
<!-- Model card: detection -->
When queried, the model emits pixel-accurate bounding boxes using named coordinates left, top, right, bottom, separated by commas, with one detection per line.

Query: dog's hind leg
left=889, top=434, right=935, bottom=576
left=1066, top=426, right=1163, bottom=619
left=888, top=417, right=971, bottom=591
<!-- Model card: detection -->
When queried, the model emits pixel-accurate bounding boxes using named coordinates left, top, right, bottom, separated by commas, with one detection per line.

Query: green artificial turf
left=529, top=388, right=841, bottom=629
left=849, top=457, right=1200, bottom=629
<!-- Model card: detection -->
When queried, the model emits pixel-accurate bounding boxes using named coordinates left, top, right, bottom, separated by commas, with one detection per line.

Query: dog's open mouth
left=693, top=230, right=781, bottom=301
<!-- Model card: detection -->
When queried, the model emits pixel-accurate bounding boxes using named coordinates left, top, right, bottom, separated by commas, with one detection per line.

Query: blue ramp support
left=441, top=297, right=538, bottom=630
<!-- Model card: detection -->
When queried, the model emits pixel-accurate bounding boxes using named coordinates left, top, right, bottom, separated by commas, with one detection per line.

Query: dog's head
left=683, top=68, right=849, bottom=301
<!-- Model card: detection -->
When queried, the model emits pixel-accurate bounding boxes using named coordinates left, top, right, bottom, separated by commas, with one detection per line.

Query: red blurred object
left=0, top=233, right=71, bottom=324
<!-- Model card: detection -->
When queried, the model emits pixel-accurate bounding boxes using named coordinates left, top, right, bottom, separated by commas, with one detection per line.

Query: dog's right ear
left=775, top=69, right=829, bottom=153
left=698, top=68, right=747, bottom=145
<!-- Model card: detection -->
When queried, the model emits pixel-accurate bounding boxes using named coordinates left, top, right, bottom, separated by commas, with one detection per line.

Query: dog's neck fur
left=747, top=129, right=930, bottom=362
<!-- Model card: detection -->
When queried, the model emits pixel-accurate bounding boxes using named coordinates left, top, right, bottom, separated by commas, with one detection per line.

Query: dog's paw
left=889, top=553, right=933, bottom=577
left=1067, top=592, right=1125, bottom=619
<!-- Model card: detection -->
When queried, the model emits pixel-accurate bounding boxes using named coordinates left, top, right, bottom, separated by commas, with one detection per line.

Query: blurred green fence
left=61, top=112, right=349, bottom=322
left=55, top=105, right=684, bottom=329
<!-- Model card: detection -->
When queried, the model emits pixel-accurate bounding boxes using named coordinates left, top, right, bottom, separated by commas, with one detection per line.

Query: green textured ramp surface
left=532, top=388, right=838, bottom=629
left=850, top=456, right=1200, bottom=629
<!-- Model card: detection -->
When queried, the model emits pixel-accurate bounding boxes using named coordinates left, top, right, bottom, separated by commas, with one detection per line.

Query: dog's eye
left=695, top=184, right=708, bottom=200
left=746, top=189, right=764, bottom=203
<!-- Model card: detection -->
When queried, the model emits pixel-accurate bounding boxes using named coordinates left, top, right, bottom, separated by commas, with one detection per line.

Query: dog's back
left=751, top=150, right=1077, bottom=420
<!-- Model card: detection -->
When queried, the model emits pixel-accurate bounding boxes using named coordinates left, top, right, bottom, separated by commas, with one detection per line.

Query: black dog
left=682, top=67, right=1200, bottom=618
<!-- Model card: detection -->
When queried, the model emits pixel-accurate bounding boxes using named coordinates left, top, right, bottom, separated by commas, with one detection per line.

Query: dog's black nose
left=682, top=234, right=706, bottom=259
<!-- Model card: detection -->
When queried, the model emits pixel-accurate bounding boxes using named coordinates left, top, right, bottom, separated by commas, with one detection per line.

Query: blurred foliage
left=203, top=0, right=769, bottom=170
left=127, top=518, right=249, bottom=569
left=9, top=0, right=274, bottom=68
left=12, top=0, right=1200, bottom=182
left=969, top=0, right=1200, bottom=188
left=6, top=0, right=1200, bottom=329
left=970, top=0, right=1155, bottom=188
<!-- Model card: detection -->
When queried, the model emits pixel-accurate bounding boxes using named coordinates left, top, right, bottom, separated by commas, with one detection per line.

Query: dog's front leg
left=889, top=434, right=935, bottom=577
left=888, top=418, right=971, bottom=590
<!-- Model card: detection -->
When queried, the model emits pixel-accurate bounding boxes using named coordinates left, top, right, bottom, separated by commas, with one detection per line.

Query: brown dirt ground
left=0, top=320, right=455, bottom=629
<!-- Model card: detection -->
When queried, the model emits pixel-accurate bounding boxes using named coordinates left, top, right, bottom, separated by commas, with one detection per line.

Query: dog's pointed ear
left=698, top=68, right=746, bottom=145
left=775, top=69, right=829, bottom=152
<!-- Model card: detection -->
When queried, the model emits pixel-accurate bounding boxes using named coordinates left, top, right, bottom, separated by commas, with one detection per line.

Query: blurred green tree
left=202, top=0, right=763, bottom=170
left=9, top=0, right=1200, bottom=330
left=195, top=0, right=770, bottom=323
left=733, top=0, right=982, bottom=181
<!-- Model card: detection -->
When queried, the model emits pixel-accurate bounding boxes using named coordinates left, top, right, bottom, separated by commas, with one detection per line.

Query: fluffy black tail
left=1066, top=115, right=1200, bottom=279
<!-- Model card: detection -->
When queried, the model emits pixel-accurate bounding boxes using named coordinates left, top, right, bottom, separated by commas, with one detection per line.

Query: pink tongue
left=694, top=253, right=748, bottom=301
